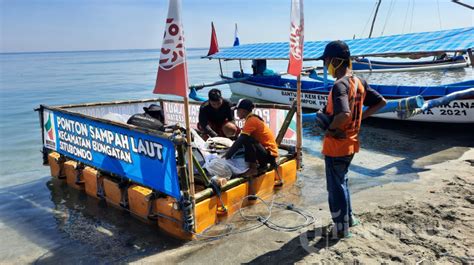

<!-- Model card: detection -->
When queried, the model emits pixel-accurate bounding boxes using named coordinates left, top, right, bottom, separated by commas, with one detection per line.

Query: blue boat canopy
left=207, top=27, right=474, bottom=60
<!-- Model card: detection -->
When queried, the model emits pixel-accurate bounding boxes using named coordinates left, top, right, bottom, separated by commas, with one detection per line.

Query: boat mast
left=451, top=0, right=474, bottom=10
left=368, top=0, right=382, bottom=38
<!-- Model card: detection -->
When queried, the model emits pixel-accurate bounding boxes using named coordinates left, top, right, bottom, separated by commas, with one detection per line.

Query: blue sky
left=1, top=0, right=473, bottom=53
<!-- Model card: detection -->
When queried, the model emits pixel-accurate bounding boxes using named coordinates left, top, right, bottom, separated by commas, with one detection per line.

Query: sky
left=0, top=0, right=473, bottom=53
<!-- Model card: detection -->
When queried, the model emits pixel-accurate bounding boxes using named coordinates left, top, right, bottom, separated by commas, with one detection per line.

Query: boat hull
left=228, top=81, right=474, bottom=123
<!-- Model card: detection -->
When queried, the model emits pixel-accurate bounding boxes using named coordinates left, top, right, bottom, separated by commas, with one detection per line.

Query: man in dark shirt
left=198, top=88, right=239, bottom=138
left=317, top=40, right=386, bottom=239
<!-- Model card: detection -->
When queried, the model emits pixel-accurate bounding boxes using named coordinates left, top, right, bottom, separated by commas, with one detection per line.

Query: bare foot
left=217, top=177, right=228, bottom=187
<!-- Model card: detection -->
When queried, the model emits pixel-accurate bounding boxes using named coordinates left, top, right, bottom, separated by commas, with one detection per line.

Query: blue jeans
left=325, top=154, right=354, bottom=233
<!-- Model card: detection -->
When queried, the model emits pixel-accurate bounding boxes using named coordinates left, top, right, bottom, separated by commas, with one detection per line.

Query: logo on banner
left=44, top=111, right=56, bottom=150
left=159, top=18, right=185, bottom=70
left=290, top=22, right=303, bottom=60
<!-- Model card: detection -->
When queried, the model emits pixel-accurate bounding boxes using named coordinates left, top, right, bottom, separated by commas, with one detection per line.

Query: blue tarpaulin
left=208, top=27, right=474, bottom=60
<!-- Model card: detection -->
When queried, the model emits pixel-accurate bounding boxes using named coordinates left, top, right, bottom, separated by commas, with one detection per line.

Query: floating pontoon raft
left=38, top=98, right=299, bottom=240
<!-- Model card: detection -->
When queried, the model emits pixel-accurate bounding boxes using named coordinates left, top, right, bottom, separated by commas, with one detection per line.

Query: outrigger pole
left=189, top=76, right=250, bottom=91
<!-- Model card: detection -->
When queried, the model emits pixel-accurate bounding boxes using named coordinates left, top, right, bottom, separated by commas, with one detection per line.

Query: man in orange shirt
left=317, top=41, right=386, bottom=238
left=224, top=98, right=279, bottom=177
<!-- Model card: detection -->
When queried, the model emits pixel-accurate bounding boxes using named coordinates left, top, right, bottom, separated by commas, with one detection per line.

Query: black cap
left=143, top=104, right=162, bottom=113
left=233, top=98, right=254, bottom=111
left=208, top=88, right=222, bottom=101
left=316, top=40, right=350, bottom=60
left=143, top=104, right=164, bottom=122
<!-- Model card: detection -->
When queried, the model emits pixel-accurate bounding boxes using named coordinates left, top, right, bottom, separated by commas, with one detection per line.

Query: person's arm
left=362, top=99, right=386, bottom=119
left=198, top=104, right=208, bottom=128
left=204, top=125, right=218, bottom=137
left=223, top=134, right=250, bottom=159
left=328, top=112, right=350, bottom=129
left=326, top=112, right=350, bottom=139
left=198, top=104, right=218, bottom=137
left=361, top=81, right=387, bottom=120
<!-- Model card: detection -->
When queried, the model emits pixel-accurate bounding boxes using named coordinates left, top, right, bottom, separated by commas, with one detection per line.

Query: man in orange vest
left=317, top=41, right=387, bottom=238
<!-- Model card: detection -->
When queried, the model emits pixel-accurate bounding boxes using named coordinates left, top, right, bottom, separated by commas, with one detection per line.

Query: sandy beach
left=138, top=148, right=474, bottom=264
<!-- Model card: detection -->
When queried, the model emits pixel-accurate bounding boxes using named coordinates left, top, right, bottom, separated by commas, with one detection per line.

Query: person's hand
left=325, top=128, right=346, bottom=139
left=209, top=131, right=218, bottom=137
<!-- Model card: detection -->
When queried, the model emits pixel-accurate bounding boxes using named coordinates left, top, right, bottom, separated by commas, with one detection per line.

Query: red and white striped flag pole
left=287, top=0, right=304, bottom=170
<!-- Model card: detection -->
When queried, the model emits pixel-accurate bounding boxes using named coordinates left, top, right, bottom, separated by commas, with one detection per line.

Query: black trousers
left=242, top=136, right=276, bottom=168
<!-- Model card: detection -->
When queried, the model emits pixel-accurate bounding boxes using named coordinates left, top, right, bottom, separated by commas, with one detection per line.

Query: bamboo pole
left=296, top=74, right=302, bottom=170
left=183, top=96, right=196, bottom=233
left=183, top=96, right=195, bottom=197
left=275, top=100, right=297, bottom=146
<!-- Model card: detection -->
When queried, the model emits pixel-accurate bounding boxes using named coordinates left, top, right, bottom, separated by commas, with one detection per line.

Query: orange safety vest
left=322, top=76, right=366, bottom=157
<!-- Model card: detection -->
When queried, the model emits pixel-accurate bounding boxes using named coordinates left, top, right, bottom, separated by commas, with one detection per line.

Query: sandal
left=350, top=217, right=361, bottom=227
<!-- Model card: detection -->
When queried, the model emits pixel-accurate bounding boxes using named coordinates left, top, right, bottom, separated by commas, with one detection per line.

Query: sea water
left=0, top=49, right=473, bottom=262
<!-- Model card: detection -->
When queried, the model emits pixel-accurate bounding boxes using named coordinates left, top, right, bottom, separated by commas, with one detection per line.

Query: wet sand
left=137, top=149, right=474, bottom=264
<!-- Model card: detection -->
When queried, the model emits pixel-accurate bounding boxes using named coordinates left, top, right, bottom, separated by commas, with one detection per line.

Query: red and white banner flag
left=153, top=0, right=188, bottom=97
left=287, top=0, right=304, bottom=76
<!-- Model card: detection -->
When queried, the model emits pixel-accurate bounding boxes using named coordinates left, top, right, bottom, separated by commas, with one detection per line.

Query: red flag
left=287, top=0, right=304, bottom=76
left=153, top=0, right=188, bottom=97
left=207, top=22, right=219, bottom=56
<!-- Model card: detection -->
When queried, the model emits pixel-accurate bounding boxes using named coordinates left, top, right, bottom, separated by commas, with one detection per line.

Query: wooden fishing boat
left=206, top=27, right=474, bottom=123
left=37, top=98, right=299, bottom=240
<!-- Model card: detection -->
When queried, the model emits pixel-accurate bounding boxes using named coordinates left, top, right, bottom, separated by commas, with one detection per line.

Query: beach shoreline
left=139, top=148, right=474, bottom=264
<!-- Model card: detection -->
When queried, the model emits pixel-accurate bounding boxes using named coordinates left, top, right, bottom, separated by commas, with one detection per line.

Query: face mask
left=327, top=58, right=344, bottom=78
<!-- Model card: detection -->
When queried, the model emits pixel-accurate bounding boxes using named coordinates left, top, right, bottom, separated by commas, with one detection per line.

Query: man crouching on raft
left=198, top=88, right=239, bottom=138
left=223, top=98, right=279, bottom=179
left=317, top=40, right=386, bottom=239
